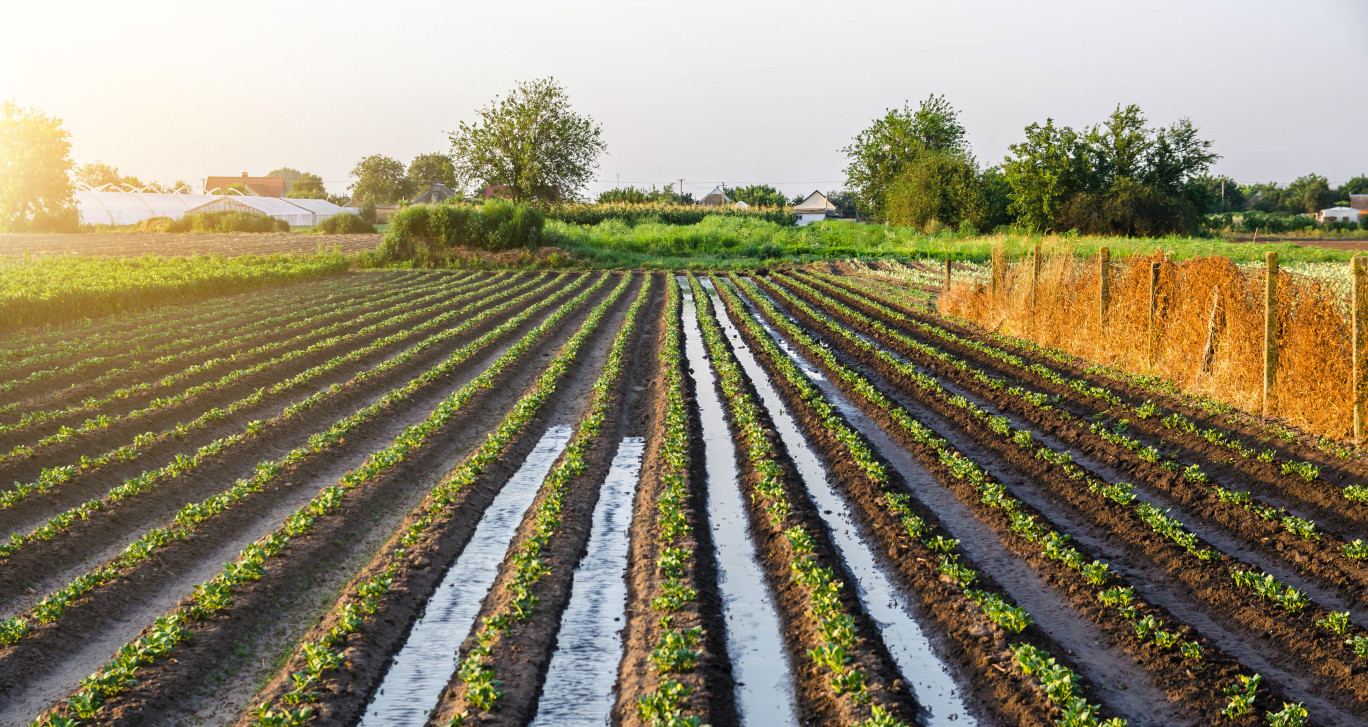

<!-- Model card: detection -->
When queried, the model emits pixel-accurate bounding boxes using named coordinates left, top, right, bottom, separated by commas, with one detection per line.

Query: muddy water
left=529, top=436, right=645, bottom=726
left=750, top=281, right=1185, bottom=726
left=678, top=277, right=799, bottom=727
left=358, top=425, right=574, bottom=726
left=710, top=279, right=970, bottom=727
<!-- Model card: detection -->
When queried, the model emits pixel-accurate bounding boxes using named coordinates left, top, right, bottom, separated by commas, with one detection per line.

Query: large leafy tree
left=1004, top=104, right=1217, bottom=235
left=1339, top=174, right=1368, bottom=199
left=841, top=94, right=968, bottom=221
left=349, top=154, right=411, bottom=204
left=268, top=167, right=303, bottom=193
left=1284, top=174, right=1333, bottom=214
left=407, top=153, right=456, bottom=189
left=0, top=102, right=77, bottom=232
left=449, top=77, right=605, bottom=203
left=884, top=151, right=986, bottom=230
left=75, top=161, right=122, bottom=188
left=286, top=172, right=328, bottom=199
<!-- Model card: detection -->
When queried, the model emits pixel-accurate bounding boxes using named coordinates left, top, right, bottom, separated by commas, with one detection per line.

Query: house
left=1318, top=206, right=1362, bottom=223
left=1351, top=194, right=1368, bottom=212
left=793, top=190, right=838, bottom=226
left=203, top=173, right=285, bottom=197
left=699, top=186, right=730, bottom=207
left=733, top=200, right=749, bottom=210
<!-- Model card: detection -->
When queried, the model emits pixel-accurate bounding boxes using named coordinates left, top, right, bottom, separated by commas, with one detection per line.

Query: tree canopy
left=286, top=172, right=328, bottom=199
left=407, top=153, right=456, bottom=189
left=449, top=77, right=605, bottom=203
left=1, top=102, right=77, bottom=232
left=841, top=94, right=969, bottom=221
left=349, top=154, right=411, bottom=204
left=1003, top=104, right=1217, bottom=235
left=725, top=184, right=788, bottom=208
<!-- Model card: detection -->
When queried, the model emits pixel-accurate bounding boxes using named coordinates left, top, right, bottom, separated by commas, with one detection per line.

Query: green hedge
left=377, top=201, right=544, bottom=263
left=546, top=201, right=796, bottom=227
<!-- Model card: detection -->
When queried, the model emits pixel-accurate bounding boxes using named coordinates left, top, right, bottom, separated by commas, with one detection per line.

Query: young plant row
left=690, top=275, right=911, bottom=727
left=242, top=274, right=635, bottom=726
left=0, top=272, right=433, bottom=403
left=719, top=276, right=1121, bottom=727
left=814, top=272, right=1363, bottom=513
left=27, top=273, right=619, bottom=727
left=0, top=274, right=566, bottom=567
left=792, top=274, right=1368, bottom=562
left=0, top=272, right=424, bottom=373
left=761, top=277, right=1346, bottom=719
left=0, top=272, right=498, bottom=444
left=0, top=273, right=586, bottom=647
left=449, top=274, right=650, bottom=721
left=749, top=276, right=1313, bottom=722
left=633, top=275, right=709, bottom=727
left=0, top=274, right=537, bottom=512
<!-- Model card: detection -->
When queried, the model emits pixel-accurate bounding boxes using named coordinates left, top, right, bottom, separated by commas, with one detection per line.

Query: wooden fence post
left=1200, top=286, right=1222, bottom=374
left=944, top=258, right=952, bottom=291
left=1354, top=255, right=1367, bottom=444
left=1264, top=251, right=1279, bottom=417
left=1148, top=262, right=1160, bottom=365
left=1098, top=247, right=1111, bottom=329
left=1031, top=242, right=1042, bottom=308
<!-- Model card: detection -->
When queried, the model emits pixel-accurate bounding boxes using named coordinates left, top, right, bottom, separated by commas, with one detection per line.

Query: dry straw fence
left=938, top=245, right=1368, bottom=444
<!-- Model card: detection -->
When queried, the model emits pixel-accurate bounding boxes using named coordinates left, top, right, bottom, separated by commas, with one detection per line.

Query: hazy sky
left=3, top=0, right=1365, bottom=199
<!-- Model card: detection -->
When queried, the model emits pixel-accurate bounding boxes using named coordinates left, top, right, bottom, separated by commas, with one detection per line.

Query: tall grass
left=938, top=251, right=1358, bottom=440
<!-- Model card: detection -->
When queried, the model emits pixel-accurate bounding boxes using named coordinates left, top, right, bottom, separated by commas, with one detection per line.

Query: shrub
left=546, top=201, right=795, bottom=227
left=378, top=201, right=545, bottom=264
left=358, top=197, right=377, bottom=223
left=314, top=213, right=375, bottom=235
left=138, top=216, right=173, bottom=232
left=165, top=211, right=288, bottom=234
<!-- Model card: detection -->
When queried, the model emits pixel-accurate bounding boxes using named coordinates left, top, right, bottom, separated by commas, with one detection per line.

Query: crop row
left=0, top=272, right=428, bottom=372
left=718, top=275, right=1121, bottom=726
left=0, top=274, right=564, bottom=567
left=242, top=273, right=635, bottom=726
left=0, top=272, right=403, bottom=401
left=0, top=271, right=499, bottom=446
left=759, top=275, right=1335, bottom=721
left=0, top=273, right=585, bottom=649
left=449, top=273, right=651, bottom=720
left=27, top=272, right=619, bottom=726
left=0, top=273, right=530, bottom=512
left=631, top=275, right=709, bottom=727
left=790, top=274, right=1368, bottom=614
left=691, top=274, right=910, bottom=727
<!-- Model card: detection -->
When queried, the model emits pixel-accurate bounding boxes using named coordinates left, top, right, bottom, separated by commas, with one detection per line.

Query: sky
left=2, top=0, right=1365, bottom=200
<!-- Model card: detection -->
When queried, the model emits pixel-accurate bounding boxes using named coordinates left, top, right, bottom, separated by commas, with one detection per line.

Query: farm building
left=1351, top=194, right=1368, bottom=211
left=75, top=190, right=218, bottom=226
left=699, top=186, right=730, bottom=206
left=733, top=200, right=749, bottom=210
left=793, top=190, right=838, bottom=226
left=1318, top=206, right=1363, bottom=223
left=204, top=173, right=286, bottom=197
left=181, top=196, right=352, bottom=227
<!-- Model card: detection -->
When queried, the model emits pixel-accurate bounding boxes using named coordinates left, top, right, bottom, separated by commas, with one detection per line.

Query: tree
left=597, top=186, right=649, bottom=204
left=407, top=153, right=456, bottom=189
left=75, top=161, right=122, bottom=188
left=884, top=151, right=985, bottom=231
left=1003, top=105, right=1217, bottom=235
left=1284, top=174, right=1333, bottom=214
left=725, top=184, right=788, bottom=208
left=1338, top=174, right=1368, bottom=199
left=824, top=190, right=858, bottom=218
left=841, top=94, right=969, bottom=221
left=0, top=102, right=77, bottom=232
left=1196, top=175, right=1246, bottom=213
left=349, top=154, right=410, bottom=204
left=268, top=167, right=303, bottom=194
left=286, top=172, right=328, bottom=199
left=449, top=77, right=606, bottom=204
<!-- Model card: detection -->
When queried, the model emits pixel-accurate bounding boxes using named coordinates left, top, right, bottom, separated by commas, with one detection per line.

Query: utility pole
left=679, top=178, right=685, bottom=201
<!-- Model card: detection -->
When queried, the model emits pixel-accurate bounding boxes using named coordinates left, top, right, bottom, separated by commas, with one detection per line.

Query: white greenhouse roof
left=76, top=190, right=217, bottom=226
left=280, top=197, right=350, bottom=220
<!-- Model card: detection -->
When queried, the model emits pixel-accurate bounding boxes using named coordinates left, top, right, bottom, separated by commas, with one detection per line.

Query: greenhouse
left=181, top=197, right=318, bottom=227
left=75, top=190, right=217, bottom=226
